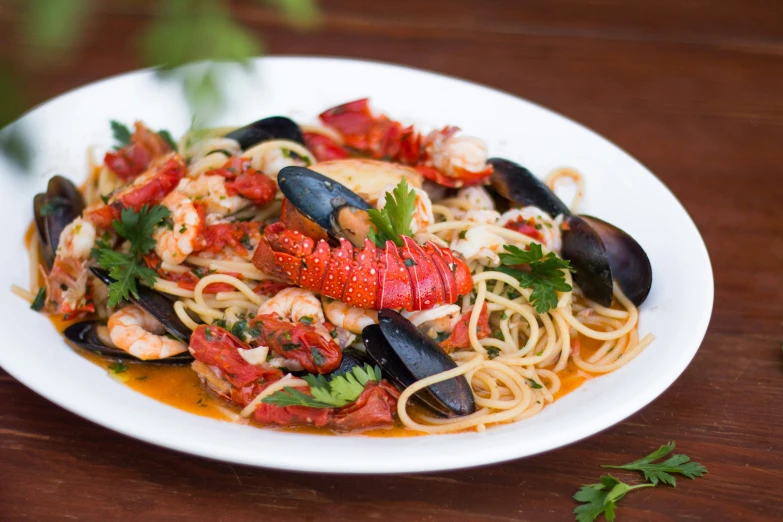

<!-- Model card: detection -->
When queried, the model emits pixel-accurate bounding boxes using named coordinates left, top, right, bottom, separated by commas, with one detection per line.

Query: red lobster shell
left=253, top=222, right=473, bottom=311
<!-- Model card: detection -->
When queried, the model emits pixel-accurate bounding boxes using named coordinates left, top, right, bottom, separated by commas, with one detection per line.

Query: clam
left=489, top=158, right=652, bottom=307
left=362, top=309, right=475, bottom=417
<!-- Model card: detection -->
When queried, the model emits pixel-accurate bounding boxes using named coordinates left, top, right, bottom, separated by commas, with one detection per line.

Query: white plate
left=0, top=57, right=713, bottom=473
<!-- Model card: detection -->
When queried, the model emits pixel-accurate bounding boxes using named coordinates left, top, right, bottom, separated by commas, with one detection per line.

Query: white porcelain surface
left=0, top=57, right=713, bottom=473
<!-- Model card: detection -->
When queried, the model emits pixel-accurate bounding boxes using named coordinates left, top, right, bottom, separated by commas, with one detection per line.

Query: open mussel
left=64, top=320, right=193, bottom=364
left=488, top=158, right=652, bottom=307
left=33, top=176, right=85, bottom=268
left=277, top=165, right=372, bottom=247
left=224, top=116, right=304, bottom=150
left=90, top=267, right=191, bottom=342
left=362, top=309, right=475, bottom=417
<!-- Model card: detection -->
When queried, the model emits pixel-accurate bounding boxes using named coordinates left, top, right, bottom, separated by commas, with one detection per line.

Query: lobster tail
left=253, top=223, right=472, bottom=311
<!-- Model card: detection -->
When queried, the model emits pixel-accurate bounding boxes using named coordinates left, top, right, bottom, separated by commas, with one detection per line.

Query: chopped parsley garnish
left=367, top=178, right=417, bottom=248
left=108, top=361, right=128, bottom=374
left=526, top=378, right=543, bottom=389
left=30, top=287, right=46, bottom=311
left=262, top=364, right=382, bottom=409
left=299, top=316, right=314, bottom=325
left=230, top=320, right=248, bottom=340
left=91, top=205, right=171, bottom=307
left=486, top=346, right=501, bottom=359
left=458, top=230, right=467, bottom=240
left=38, top=196, right=70, bottom=216
left=497, top=243, right=572, bottom=314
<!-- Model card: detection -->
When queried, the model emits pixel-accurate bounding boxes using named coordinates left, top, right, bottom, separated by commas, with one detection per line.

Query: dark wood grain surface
left=2, top=1, right=782, bottom=520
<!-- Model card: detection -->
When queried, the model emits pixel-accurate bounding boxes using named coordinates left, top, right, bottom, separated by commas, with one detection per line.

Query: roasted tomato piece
left=251, top=314, right=342, bottom=374
left=439, top=303, right=490, bottom=352
left=104, top=122, right=172, bottom=180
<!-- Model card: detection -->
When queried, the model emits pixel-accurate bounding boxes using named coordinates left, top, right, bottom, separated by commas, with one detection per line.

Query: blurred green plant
left=0, top=0, right=319, bottom=170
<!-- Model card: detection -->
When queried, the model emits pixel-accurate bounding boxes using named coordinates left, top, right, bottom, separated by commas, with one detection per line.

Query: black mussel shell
left=578, top=216, right=652, bottom=307
left=561, top=215, right=653, bottom=307
left=489, top=157, right=571, bottom=218
left=277, top=166, right=371, bottom=237
left=64, top=320, right=193, bottom=364
left=332, top=347, right=374, bottom=376
left=362, top=310, right=476, bottom=417
left=34, top=176, right=85, bottom=268
left=90, top=267, right=192, bottom=342
left=561, top=216, right=614, bottom=307
left=224, top=116, right=304, bottom=150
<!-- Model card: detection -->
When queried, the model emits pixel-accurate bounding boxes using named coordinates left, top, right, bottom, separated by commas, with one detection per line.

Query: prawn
left=153, top=191, right=206, bottom=265
left=322, top=298, right=377, bottom=335
left=177, top=174, right=251, bottom=217
left=257, top=287, right=325, bottom=324
left=45, top=217, right=97, bottom=314
left=108, top=305, right=188, bottom=360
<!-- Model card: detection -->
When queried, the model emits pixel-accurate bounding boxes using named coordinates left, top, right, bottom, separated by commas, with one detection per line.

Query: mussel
left=90, top=268, right=191, bottom=341
left=362, top=309, right=475, bottom=417
left=33, top=176, right=85, bottom=268
left=63, top=320, right=192, bottom=364
left=224, top=116, right=304, bottom=150
left=277, top=166, right=372, bottom=247
left=64, top=268, right=194, bottom=363
left=489, top=158, right=652, bottom=307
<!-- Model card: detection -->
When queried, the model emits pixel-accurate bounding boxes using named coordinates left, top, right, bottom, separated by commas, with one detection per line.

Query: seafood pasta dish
left=13, top=99, right=654, bottom=434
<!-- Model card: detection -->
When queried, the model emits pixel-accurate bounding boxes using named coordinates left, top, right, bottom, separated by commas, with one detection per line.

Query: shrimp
left=498, top=207, right=563, bottom=253
left=257, top=287, right=325, bottom=324
left=443, top=185, right=496, bottom=217
left=251, top=147, right=309, bottom=178
left=177, top=174, right=251, bottom=217
left=401, top=304, right=461, bottom=340
left=376, top=184, right=434, bottom=233
left=153, top=191, right=206, bottom=264
left=322, top=298, right=377, bottom=335
left=450, top=225, right=506, bottom=267
left=108, top=305, right=188, bottom=360
left=424, top=128, right=490, bottom=181
left=46, top=217, right=97, bottom=314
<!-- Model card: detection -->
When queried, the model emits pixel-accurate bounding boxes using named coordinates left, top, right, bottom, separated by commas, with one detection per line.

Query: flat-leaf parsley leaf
left=262, top=364, right=382, bottom=409
left=601, top=441, right=707, bottom=486
left=497, top=243, right=572, bottom=313
left=367, top=178, right=416, bottom=247
left=91, top=204, right=170, bottom=306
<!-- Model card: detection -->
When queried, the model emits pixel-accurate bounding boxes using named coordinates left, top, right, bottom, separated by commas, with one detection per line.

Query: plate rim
left=0, top=55, right=714, bottom=474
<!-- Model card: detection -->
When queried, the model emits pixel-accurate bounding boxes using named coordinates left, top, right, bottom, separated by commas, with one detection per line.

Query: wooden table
left=2, top=1, right=781, bottom=520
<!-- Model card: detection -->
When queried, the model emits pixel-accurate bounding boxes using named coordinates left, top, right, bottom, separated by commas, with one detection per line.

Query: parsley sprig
left=574, top=442, right=707, bottom=521
left=262, top=364, right=382, bottom=409
left=497, top=243, right=572, bottom=313
left=91, top=205, right=171, bottom=307
left=574, top=475, right=654, bottom=522
left=367, top=178, right=417, bottom=247
left=601, top=441, right=707, bottom=486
